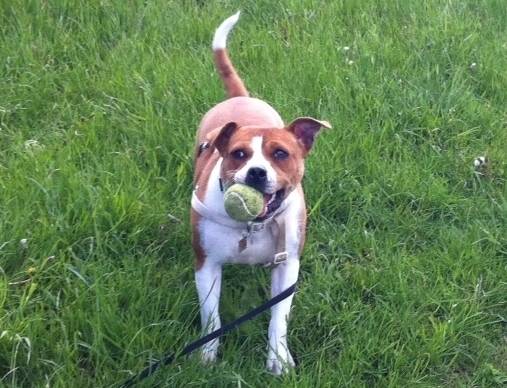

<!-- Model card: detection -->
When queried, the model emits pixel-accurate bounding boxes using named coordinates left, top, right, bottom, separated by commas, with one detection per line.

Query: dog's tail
left=212, top=12, right=249, bottom=98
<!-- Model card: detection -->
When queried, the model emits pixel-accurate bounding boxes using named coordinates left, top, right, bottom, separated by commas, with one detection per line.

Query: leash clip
left=273, top=251, right=288, bottom=264
left=264, top=251, right=288, bottom=268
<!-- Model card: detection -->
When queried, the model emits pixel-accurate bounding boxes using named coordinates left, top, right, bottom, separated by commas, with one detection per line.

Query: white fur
left=195, top=262, right=221, bottom=362
left=195, top=156, right=304, bottom=372
left=212, top=11, right=240, bottom=50
left=267, top=258, right=299, bottom=373
left=234, top=136, right=278, bottom=193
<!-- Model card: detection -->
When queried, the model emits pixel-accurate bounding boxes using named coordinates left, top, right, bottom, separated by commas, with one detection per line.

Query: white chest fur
left=199, top=219, right=277, bottom=265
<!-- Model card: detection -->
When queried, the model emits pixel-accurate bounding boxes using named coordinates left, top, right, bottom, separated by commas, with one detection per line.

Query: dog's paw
left=266, top=349, right=295, bottom=375
left=200, top=340, right=219, bottom=364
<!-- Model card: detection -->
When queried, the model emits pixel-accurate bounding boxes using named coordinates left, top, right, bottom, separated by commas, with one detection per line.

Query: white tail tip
left=212, top=11, right=241, bottom=50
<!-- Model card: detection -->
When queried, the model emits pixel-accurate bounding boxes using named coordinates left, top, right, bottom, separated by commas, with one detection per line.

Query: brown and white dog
left=191, top=12, right=330, bottom=374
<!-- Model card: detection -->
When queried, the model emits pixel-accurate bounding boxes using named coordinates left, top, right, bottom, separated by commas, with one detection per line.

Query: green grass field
left=1, top=0, right=506, bottom=386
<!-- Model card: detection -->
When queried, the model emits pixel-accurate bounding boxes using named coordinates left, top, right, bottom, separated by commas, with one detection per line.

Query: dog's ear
left=208, top=122, right=238, bottom=155
left=287, top=117, right=331, bottom=155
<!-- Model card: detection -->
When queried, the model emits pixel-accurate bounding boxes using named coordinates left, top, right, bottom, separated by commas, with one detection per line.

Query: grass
left=1, top=0, right=506, bottom=386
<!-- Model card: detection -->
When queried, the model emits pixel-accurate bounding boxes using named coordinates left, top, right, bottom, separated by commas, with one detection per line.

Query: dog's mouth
left=255, top=189, right=285, bottom=221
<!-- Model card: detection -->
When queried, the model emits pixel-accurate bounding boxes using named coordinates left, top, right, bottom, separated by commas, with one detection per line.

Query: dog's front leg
left=195, top=261, right=222, bottom=363
left=267, top=257, right=299, bottom=375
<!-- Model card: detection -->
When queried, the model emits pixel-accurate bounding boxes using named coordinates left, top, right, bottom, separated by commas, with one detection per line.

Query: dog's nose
left=245, top=167, right=267, bottom=190
left=247, top=167, right=267, bottom=181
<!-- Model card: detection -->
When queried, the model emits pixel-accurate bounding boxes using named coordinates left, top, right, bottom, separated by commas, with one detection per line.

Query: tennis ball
left=224, top=183, right=264, bottom=222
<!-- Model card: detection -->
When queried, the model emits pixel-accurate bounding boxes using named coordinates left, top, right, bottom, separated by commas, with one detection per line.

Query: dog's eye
left=273, top=149, right=289, bottom=160
left=231, top=149, right=247, bottom=160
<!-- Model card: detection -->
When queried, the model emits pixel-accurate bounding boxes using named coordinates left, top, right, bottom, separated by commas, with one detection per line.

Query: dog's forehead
left=229, top=127, right=298, bottom=149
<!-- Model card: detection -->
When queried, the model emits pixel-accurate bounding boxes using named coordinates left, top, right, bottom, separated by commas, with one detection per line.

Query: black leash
left=120, top=282, right=297, bottom=387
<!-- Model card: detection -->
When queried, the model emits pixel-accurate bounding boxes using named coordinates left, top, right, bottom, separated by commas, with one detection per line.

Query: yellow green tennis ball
left=224, top=183, right=264, bottom=222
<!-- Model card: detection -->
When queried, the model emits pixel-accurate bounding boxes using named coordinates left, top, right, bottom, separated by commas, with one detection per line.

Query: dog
left=191, top=12, right=331, bottom=375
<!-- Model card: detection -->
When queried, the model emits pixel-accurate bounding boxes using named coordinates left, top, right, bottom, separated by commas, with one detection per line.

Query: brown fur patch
left=214, top=49, right=249, bottom=98
left=191, top=209, right=206, bottom=270
left=296, top=186, right=307, bottom=255
left=193, top=143, right=220, bottom=195
left=262, top=132, right=305, bottom=191
left=192, top=140, right=222, bottom=271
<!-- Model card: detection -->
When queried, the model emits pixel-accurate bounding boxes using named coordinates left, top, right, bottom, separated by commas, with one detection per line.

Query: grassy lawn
left=1, top=0, right=506, bottom=386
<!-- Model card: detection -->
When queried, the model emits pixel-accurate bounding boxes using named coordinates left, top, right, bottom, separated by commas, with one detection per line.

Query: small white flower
left=24, top=139, right=40, bottom=149
left=347, top=59, right=354, bottom=65
left=473, top=156, right=487, bottom=168
left=20, top=238, right=28, bottom=249
left=343, top=46, right=350, bottom=51
left=470, top=62, right=477, bottom=70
